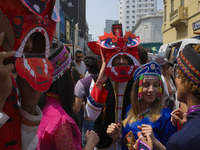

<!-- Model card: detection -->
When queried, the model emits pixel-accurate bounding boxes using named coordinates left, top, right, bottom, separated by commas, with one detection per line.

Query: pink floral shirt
left=37, top=95, right=82, bottom=150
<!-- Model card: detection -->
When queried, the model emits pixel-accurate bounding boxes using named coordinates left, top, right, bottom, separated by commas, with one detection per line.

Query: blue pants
left=81, top=120, right=95, bottom=147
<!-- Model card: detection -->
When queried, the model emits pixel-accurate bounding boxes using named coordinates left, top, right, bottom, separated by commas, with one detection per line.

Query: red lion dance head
left=88, top=25, right=140, bottom=82
left=0, top=0, right=60, bottom=91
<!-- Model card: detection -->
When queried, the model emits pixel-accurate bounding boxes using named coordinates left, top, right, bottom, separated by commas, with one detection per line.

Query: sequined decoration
left=138, top=75, right=144, bottom=101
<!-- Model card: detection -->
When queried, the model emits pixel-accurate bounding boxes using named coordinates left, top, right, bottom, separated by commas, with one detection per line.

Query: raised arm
left=0, top=32, right=15, bottom=112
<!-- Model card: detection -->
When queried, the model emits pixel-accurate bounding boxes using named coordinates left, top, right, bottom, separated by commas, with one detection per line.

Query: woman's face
left=16, top=76, right=42, bottom=108
left=163, top=64, right=174, bottom=76
left=142, top=75, right=160, bottom=104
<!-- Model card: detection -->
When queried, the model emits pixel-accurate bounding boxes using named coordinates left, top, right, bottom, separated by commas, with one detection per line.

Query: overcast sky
left=86, top=0, right=164, bottom=40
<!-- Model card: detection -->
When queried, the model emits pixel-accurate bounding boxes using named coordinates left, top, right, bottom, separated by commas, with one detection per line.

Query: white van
left=148, top=53, right=160, bottom=62
left=158, top=38, right=200, bottom=63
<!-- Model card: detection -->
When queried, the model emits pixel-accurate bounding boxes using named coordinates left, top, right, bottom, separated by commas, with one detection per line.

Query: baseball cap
left=155, top=56, right=173, bottom=66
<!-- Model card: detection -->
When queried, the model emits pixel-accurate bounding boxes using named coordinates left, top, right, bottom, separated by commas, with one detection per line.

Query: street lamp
left=70, top=18, right=75, bottom=57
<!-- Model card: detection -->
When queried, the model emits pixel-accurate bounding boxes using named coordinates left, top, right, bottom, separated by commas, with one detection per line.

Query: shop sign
left=193, top=20, right=200, bottom=31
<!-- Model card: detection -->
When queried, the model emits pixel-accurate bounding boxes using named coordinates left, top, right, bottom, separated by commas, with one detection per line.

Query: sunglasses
left=77, top=56, right=83, bottom=58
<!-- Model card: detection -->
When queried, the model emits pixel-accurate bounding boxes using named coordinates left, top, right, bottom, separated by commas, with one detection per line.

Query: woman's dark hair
left=38, top=40, right=79, bottom=126
left=138, top=45, right=148, bottom=65
left=84, top=55, right=99, bottom=74
left=39, top=69, right=79, bottom=126
left=71, top=66, right=84, bottom=84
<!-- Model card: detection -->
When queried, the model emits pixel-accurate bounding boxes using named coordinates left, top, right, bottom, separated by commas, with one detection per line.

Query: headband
left=177, top=44, right=200, bottom=86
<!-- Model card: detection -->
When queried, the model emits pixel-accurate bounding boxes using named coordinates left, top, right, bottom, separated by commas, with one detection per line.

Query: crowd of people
left=1, top=1, right=200, bottom=150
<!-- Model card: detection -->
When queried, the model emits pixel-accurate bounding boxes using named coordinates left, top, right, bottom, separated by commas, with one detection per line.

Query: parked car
left=158, top=38, right=200, bottom=63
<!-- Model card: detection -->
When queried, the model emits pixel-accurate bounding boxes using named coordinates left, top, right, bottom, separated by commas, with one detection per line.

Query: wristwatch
left=0, top=111, right=9, bottom=127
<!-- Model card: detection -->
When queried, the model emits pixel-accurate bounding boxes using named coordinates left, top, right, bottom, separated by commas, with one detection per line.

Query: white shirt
left=19, top=105, right=42, bottom=150
left=74, top=61, right=87, bottom=75
left=0, top=105, right=42, bottom=150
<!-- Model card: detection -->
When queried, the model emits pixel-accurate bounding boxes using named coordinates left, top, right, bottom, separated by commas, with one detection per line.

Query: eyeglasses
left=77, top=56, right=83, bottom=58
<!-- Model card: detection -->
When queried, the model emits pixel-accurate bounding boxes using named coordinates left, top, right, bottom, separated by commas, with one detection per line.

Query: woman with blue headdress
left=107, top=61, right=177, bottom=150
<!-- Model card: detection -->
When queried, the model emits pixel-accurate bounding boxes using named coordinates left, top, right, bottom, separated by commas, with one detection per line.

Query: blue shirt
left=166, top=110, right=200, bottom=150
left=122, top=107, right=178, bottom=150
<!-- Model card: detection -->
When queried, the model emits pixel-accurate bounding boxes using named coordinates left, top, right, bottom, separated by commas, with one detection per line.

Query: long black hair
left=38, top=40, right=79, bottom=126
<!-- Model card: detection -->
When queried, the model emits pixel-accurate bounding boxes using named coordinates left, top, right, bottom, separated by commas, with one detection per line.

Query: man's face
left=112, top=55, right=133, bottom=66
left=76, top=53, right=83, bottom=62
left=24, top=37, right=33, bottom=53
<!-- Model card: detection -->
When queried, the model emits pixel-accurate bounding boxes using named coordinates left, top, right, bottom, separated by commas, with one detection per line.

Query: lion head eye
left=126, top=37, right=140, bottom=47
left=102, top=38, right=116, bottom=48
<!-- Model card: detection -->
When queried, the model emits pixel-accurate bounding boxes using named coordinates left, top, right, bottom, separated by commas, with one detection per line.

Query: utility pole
left=71, top=18, right=75, bottom=57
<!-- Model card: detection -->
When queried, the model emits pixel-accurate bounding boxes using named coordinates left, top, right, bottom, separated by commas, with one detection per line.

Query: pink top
left=37, top=95, right=82, bottom=150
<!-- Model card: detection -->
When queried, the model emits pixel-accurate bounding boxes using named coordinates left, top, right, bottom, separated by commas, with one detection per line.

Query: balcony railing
left=170, top=6, right=188, bottom=27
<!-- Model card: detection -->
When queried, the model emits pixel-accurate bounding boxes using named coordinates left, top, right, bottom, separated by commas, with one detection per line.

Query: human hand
left=137, top=124, right=165, bottom=150
left=96, top=50, right=108, bottom=90
left=134, top=132, right=153, bottom=150
left=137, top=124, right=155, bottom=141
left=85, top=130, right=99, bottom=149
left=171, top=108, right=187, bottom=127
left=106, top=123, right=121, bottom=140
left=0, top=32, right=15, bottom=111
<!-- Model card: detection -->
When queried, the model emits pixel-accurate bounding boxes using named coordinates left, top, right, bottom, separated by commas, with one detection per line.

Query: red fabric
left=91, top=83, right=108, bottom=104
left=0, top=75, right=21, bottom=150
left=177, top=121, right=182, bottom=131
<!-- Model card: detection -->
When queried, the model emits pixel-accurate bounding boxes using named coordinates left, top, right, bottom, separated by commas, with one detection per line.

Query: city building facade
left=162, top=0, right=200, bottom=44
left=119, top=0, right=157, bottom=33
left=133, top=11, right=163, bottom=52
left=104, top=20, right=119, bottom=33
left=55, top=0, right=88, bottom=56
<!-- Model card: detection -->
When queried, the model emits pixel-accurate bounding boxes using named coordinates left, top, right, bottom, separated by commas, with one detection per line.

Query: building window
left=164, top=5, right=167, bottom=22
left=127, top=11, right=129, bottom=13
left=126, top=16, right=129, bottom=18
left=127, top=26, right=129, bottom=29
left=132, top=16, right=135, bottom=18
left=180, top=0, right=184, bottom=6
left=139, top=5, right=141, bottom=7
left=171, top=0, right=174, bottom=12
left=145, top=5, right=147, bottom=7
left=127, top=6, right=129, bottom=8
left=199, top=1, right=200, bottom=9
left=127, top=0, right=129, bottom=3
left=145, top=0, right=147, bottom=1
left=151, top=10, right=154, bottom=12
left=132, top=10, right=135, bottom=13
left=132, top=21, right=135, bottom=23
left=145, top=10, right=147, bottom=12
left=132, top=0, right=135, bottom=2
left=126, top=21, right=129, bottom=24
left=139, top=0, right=141, bottom=2
left=132, top=5, right=135, bottom=8
left=151, top=4, right=154, bottom=7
